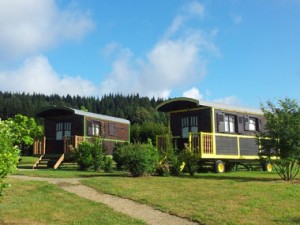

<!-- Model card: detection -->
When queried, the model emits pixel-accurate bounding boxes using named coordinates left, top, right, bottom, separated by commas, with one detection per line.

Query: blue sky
left=0, top=0, right=299, bottom=108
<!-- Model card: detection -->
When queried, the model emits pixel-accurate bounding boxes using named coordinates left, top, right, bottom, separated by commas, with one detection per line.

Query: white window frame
left=249, top=118, right=256, bottom=131
left=224, top=115, right=236, bottom=133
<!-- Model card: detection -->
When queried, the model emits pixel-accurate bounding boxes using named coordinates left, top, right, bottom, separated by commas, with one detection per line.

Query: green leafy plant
left=258, top=98, right=300, bottom=181
left=115, top=140, right=159, bottom=177
left=91, top=139, right=104, bottom=172
left=103, top=155, right=114, bottom=173
left=75, top=139, right=105, bottom=171
left=75, top=141, right=94, bottom=170
left=179, top=148, right=199, bottom=176
left=0, top=120, right=20, bottom=197
left=5, top=114, right=42, bottom=155
left=112, top=142, right=129, bottom=170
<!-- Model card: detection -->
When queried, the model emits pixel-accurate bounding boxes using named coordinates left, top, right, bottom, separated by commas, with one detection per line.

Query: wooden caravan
left=156, top=97, right=270, bottom=173
left=34, top=106, right=130, bottom=156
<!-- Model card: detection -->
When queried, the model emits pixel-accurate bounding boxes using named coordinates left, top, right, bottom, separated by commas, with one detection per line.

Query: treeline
left=0, top=92, right=167, bottom=125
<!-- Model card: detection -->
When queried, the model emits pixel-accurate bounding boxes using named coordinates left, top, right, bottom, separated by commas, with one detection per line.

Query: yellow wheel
left=262, top=162, right=272, bottom=172
left=214, top=160, right=225, bottom=173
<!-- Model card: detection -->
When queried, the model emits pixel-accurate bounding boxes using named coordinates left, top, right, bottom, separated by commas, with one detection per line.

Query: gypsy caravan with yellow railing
left=156, top=97, right=272, bottom=173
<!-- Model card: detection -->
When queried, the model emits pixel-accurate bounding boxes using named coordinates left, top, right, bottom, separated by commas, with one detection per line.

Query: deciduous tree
left=258, top=98, right=300, bottom=181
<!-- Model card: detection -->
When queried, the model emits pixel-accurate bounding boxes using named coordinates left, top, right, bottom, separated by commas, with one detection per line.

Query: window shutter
left=257, top=119, right=262, bottom=131
left=237, top=116, right=244, bottom=134
left=244, top=116, right=250, bottom=131
left=87, top=121, right=93, bottom=136
left=217, top=113, right=225, bottom=133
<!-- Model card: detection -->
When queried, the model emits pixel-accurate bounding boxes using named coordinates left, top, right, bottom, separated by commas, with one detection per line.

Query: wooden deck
left=33, top=135, right=86, bottom=155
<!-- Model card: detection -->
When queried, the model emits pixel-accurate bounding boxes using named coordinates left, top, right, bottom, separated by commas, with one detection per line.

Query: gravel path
left=9, top=175, right=199, bottom=225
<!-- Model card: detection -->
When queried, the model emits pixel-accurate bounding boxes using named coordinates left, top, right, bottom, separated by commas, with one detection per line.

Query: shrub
left=0, top=120, right=20, bottom=197
left=75, top=141, right=94, bottom=170
left=115, top=140, right=159, bottom=177
left=75, top=139, right=104, bottom=171
left=179, top=148, right=199, bottom=176
left=103, top=155, right=114, bottom=173
left=112, top=142, right=129, bottom=170
left=169, top=154, right=183, bottom=176
left=91, top=139, right=104, bottom=172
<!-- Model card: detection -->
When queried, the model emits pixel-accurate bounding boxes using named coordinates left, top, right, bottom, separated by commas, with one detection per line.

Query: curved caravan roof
left=36, top=106, right=130, bottom=124
left=157, top=97, right=262, bottom=115
left=156, top=97, right=199, bottom=112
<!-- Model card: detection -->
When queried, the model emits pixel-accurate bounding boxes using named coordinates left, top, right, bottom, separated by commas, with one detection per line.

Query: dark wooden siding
left=85, top=117, right=129, bottom=141
left=214, top=109, right=266, bottom=135
left=240, top=138, right=259, bottom=156
left=169, top=108, right=212, bottom=150
left=215, top=136, right=238, bottom=155
left=170, top=108, right=212, bottom=135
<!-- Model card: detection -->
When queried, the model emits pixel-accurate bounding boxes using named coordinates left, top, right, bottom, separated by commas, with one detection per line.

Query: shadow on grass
left=274, top=217, right=300, bottom=225
left=176, top=172, right=281, bottom=182
left=78, top=172, right=129, bottom=178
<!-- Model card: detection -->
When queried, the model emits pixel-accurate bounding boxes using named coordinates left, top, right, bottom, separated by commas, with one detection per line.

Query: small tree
left=258, top=98, right=300, bottom=181
left=6, top=115, right=42, bottom=155
left=0, top=120, right=20, bottom=197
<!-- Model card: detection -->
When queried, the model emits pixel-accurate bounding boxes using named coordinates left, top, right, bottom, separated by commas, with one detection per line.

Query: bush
left=75, top=141, right=94, bottom=170
left=91, top=139, right=104, bottom=172
left=169, top=154, right=183, bottom=176
left=114, top=140, right=159, bottom=177
left=103, top=155, right=114, bottom=173
left=0, top=120, right=20, bottom=197
left=179, top=148, right=199, bottom=176
left=75, top=139, right=104, bottom=171
left=112, top=142, right=129, bottom=170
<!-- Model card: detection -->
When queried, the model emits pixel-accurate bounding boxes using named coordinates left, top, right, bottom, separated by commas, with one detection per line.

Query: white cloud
left=183, top=87, right=203, bottom=100
left=100, top=1, right=218, bottom=99
left=0, top=0, right=94, bottom=60
left=0, top=55, right=97, bottom=96
left=183, top=1, right=205, bottom=17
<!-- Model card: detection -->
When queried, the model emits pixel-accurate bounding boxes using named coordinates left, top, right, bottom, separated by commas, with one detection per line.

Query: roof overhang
left=36, top=106, right=75, bottom=118
left=156, top=97, right=199, bottom=113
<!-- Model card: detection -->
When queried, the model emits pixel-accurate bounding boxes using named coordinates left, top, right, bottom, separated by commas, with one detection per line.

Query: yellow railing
left=189, top=132, right=258, bottom=158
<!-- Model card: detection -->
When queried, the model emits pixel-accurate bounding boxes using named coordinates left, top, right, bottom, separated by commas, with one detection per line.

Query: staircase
left=33, top=154, right=64, bottom=169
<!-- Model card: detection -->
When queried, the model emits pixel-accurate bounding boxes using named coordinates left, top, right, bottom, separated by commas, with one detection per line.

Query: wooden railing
left=32, top=154, right=45, bottom=169
left=33, top=137, right=46, bottom=155
left=53, top=154, right=65, bottom=169
left=63, top=136, right=85, bottom=153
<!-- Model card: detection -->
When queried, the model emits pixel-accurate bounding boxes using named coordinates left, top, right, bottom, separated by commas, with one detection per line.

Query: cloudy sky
left=0, top=0, right=299, bottom=108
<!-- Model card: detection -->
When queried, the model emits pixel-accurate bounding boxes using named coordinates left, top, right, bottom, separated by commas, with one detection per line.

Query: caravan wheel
left=262, top=162, right=272, bottom=172
left=214, top=160, right=225, bottom=173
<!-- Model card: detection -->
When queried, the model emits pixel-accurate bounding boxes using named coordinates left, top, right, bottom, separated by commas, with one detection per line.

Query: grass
left=17, top=155, right=39, bottom=169
left=0, top=178, right=146, bottom=225
left=82, top=172, right=300, bottom=225
left=9, top=157, right=300, bottom=224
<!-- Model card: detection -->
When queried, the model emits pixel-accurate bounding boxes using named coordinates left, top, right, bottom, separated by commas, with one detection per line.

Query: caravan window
left=56, top=122, right=71, bottom=140
left=224, top=115, right=236, bottom=133
left=249, top=118, right=256, bottom=131
left=181, top=116, right=198, bottom=138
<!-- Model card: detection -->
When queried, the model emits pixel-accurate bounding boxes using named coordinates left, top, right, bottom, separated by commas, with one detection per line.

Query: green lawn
left=82, top=172, right=300, bottom=225
left=7, top=161, right=300, bottom=225
left=0, top=178, right=146, bottom=225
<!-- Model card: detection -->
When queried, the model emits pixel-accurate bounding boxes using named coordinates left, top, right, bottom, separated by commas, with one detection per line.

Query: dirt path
left=9, top=175, right=199, bottom=225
